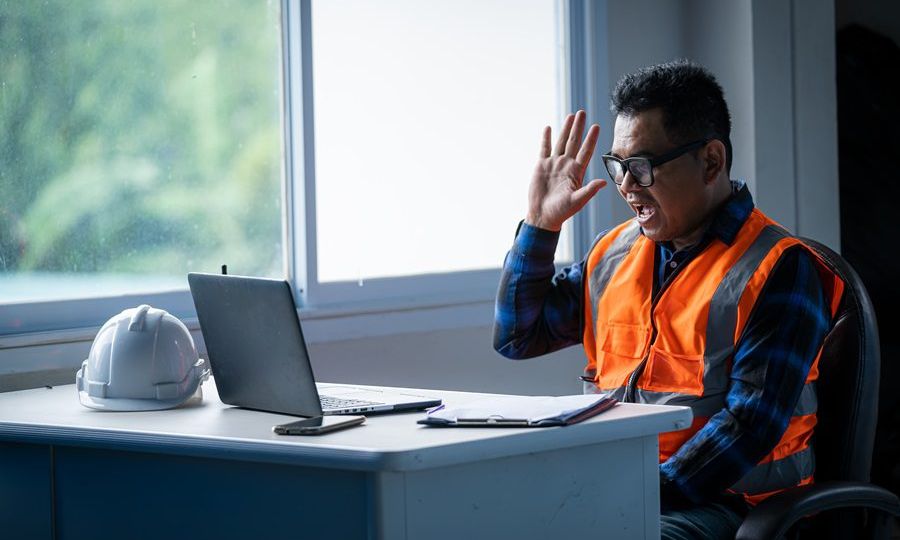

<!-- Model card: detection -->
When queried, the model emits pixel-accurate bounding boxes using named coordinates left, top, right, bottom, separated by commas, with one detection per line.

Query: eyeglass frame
left=601, top=138, right=712, bottom=187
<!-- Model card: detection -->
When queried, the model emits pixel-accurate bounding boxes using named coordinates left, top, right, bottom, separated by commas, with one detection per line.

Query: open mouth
left=631, top=202, right=656, bottom=223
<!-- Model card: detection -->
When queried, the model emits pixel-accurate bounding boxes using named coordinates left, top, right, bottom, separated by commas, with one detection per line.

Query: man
left=493, top=60, right=843, bottom=539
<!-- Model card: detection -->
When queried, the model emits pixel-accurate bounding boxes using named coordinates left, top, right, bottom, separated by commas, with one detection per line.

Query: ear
left=702, top=140, right=727, bottom=184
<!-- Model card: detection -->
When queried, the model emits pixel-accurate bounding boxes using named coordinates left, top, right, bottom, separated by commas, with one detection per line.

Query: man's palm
left=526, top=110, right=606, bottom=231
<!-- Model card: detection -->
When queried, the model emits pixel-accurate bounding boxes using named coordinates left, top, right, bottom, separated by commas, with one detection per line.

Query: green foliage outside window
left=0, top=0, right=283, bottom=296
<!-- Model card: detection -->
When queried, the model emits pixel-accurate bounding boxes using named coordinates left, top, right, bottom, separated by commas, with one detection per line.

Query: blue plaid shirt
left=493, top=182, right=832, bottom=508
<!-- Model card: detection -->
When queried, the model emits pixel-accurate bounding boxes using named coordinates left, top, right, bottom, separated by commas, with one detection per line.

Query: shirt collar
left=710, top=179, right=754, bottom=246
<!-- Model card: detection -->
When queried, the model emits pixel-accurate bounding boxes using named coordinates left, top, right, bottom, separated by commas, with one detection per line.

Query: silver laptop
left=188, top=272, right=441, bottom=417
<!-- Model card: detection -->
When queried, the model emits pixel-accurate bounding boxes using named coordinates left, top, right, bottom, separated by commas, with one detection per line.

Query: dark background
left=835, top=0, right=900, bottom=502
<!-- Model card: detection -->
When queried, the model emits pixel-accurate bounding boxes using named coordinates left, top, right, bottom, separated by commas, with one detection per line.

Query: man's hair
left=611, top=59, right=733, bottom=172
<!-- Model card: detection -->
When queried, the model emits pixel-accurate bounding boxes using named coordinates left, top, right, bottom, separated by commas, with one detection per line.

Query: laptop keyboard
left=319, top=395, right=381, bottom=410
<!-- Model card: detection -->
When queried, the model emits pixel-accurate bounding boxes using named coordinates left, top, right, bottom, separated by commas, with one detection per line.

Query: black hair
left=611, top=59, right=733, bottom=172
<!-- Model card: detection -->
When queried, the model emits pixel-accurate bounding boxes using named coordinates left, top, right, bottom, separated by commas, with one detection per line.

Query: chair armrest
left=735, top=481, right=900, bottom=540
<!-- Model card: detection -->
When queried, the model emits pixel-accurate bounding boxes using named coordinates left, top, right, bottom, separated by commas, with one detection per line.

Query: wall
left=601, top=0, right=687, bottom=226
left=0, top=306, right=590, bottom=397
left=308, top=323, right=587, bottom=396
left=597, top=0, right=840, bottom=251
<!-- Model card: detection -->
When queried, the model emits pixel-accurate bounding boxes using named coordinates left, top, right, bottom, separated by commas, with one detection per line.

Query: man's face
left=610, top=108, right=710, bottom=248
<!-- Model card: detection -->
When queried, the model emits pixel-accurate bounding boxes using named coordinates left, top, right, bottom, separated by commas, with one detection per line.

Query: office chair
left=735, top=238, right=900, bottom=540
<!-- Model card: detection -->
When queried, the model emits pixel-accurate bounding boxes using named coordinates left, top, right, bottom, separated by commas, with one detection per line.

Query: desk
left=0, top=379, right=691, bottom=540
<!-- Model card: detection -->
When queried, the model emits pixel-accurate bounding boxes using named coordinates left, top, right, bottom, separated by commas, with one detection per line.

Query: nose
left=618, top=170, right=645, bottom=194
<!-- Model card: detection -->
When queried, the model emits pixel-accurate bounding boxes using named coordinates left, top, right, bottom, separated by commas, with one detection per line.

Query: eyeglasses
left=601, top=139, right=711, bottom=187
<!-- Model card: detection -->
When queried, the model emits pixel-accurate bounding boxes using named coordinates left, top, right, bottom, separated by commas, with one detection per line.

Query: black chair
left=736, top=238, right=900, bottom=539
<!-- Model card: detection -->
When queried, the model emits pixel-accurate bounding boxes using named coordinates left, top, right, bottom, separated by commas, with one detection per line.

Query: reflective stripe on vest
left=588, top=220, right=642, bottom=332
left=702, top=225, right=790, bottom=393
left=731, top=446, right=815, bottom=495
left=794, top=382, right=817, bottom=417
left=581, top=209, right=842, bottom=505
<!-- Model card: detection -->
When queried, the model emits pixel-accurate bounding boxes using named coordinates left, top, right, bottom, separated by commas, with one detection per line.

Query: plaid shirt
left=493, top=182, right=832, bottom=508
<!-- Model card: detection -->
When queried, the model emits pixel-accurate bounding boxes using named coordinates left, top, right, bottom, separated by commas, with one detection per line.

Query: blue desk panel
left=53, top=446, right=368, bottom=540
left=0, top=442, right=52, bottom=539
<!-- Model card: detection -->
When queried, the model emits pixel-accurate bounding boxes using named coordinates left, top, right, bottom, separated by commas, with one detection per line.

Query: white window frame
left=0, top=0, right=608, bottom=364
left=566, top=0, right=614, bottom=260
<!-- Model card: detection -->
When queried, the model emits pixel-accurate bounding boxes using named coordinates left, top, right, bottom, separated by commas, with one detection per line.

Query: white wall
left=683, top=0, right=755, bottom=202
left=790, top=0, right=840, bottom=249
left=601, top=0, right=687, bottom=226
left=596, top=0, right=840, bottom=250
left=0, top=307, right=590, bottom=396
left=308, top=325, right=587, bottom=396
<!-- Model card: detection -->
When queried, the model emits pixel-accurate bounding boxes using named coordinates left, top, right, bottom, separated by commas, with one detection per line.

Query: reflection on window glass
left=0, top=0, right=284, bottom=303
left=312, top=0, right=567, bottom=283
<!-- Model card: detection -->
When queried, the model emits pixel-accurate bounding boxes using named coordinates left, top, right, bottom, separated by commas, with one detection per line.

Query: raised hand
left=525, top=110, right=606, bottom=231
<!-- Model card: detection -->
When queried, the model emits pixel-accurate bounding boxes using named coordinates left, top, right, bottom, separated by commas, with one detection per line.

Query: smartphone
left=272, top=415, right=365, bottom=436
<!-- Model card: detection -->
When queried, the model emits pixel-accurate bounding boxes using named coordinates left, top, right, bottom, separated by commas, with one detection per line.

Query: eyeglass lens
left=604, top=158, right=653, bottom=187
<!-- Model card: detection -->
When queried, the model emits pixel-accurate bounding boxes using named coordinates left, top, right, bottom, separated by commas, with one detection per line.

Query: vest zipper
left=622, top=249, right=695, bottom=403
left=623, top=312, right=658, bottom=402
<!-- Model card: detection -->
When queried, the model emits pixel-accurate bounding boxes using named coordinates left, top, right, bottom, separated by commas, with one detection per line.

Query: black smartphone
left=272, top=415, right=365, bottom=436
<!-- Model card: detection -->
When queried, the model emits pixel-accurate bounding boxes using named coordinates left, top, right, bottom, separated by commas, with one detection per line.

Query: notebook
left=417, top=394, right=617, bottom=427
left=187, top=272, right=441, bottom=417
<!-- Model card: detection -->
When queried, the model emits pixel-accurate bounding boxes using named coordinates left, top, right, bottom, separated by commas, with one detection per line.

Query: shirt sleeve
left=659, top=246, right=832, bottom=506
left=492, top=221, right=585, bottom=359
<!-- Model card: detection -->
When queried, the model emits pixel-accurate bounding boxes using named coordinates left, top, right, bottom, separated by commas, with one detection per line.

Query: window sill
left=0, top=295, right=496, bottom=351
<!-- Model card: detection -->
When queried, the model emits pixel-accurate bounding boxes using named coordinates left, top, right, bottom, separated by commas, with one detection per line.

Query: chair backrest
left=801, top=237, right=881, bottom=483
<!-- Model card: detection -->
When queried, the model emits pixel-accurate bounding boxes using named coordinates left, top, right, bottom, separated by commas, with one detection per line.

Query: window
left=0, top=1, right=284, bottom=306
left=310, top=0, right=568, bottom=284
left=1, top=0, right=573, bottom=337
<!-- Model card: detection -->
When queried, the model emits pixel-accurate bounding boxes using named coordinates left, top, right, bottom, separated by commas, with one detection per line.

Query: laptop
left=187, top=272, right=441, bottom=417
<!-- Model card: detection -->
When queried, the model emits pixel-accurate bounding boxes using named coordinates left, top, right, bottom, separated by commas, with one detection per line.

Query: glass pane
left=0, top=0, right=284, bottom=304
left=312, top=0, right=568, bottom=283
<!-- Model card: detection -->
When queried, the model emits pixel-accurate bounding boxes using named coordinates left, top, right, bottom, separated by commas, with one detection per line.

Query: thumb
left=570, top=179, right=607, bottom=212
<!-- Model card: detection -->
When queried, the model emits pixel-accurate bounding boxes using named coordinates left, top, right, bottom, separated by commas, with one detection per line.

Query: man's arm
left=658, top=246, right=832, bottom=506
left=493, top=110, right=607, bottom=359
left=492, top=222, right=587, bottom=359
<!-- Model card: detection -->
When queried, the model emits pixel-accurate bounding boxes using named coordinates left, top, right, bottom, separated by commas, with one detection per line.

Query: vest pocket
left=596, top=323, right=651, bottom=389
left=641, top=346, right=705, bottom=396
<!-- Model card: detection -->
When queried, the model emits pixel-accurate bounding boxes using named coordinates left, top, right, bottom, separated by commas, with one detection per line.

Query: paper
left=419, top=394, right=616, bottom=427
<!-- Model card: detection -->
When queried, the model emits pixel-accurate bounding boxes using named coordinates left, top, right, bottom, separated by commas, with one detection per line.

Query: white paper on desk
left=426, top=394, right=613, bottom=424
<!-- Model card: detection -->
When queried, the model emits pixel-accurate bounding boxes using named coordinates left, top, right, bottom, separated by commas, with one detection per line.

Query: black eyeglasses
left=601, top=139, right=711, bottom=187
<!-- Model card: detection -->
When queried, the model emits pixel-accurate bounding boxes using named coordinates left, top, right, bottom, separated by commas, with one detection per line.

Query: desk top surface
left=0, top=378, right=691, bottom=472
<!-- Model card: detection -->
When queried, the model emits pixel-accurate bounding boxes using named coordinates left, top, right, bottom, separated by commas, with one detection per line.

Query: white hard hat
left=76, top=304, right=210, bottom=411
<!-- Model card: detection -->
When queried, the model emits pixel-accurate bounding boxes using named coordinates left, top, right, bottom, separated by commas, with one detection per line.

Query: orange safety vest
left=581, top=208, right=844, bottom=505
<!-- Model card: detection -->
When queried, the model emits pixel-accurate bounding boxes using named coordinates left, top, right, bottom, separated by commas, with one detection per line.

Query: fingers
left=552, top=111, right=598, bottom=164
left=575, top=124, right=600, bottom=170
left=570, top=179, right=607, bottom=212
left=539, top=126, right=551, bottom=158
left=564, top=110, right=586, bottom=158
left=553, top=113, right=575, bottom=156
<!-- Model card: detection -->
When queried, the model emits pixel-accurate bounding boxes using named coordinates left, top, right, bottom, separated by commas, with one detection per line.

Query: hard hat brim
left=77, top=382, right=203, bottom=412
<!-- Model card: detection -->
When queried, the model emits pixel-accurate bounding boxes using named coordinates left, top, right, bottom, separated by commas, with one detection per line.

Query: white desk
left=0, top=379, right=691, bottom=540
